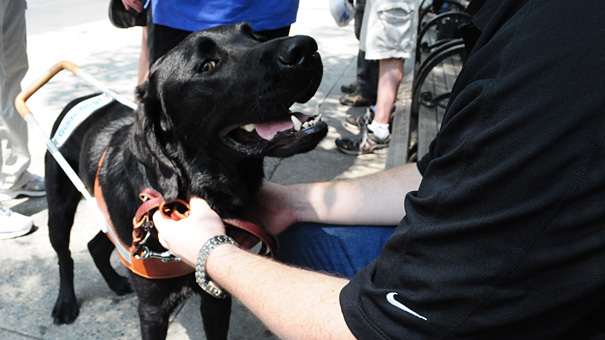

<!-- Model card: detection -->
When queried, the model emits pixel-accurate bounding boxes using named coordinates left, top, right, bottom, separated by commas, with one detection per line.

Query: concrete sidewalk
left=0, top=1, right=388, bottom=339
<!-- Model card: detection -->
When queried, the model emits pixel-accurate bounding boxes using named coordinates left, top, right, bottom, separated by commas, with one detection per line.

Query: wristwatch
left=195, top=235, right=240, bottom=299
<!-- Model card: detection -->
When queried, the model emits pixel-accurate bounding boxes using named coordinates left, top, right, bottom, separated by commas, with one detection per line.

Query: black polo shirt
left=340, top=0, right=605, bottom=338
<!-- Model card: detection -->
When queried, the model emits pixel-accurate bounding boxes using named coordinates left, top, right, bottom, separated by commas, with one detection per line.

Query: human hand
left=121, top=0, right=143, bottom=12
left=152, top=197, right=225, bottom=266
left=243, top=182, right=297, bottom=235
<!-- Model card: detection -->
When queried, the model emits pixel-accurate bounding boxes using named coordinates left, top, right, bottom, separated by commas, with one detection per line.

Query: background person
left=339, top=0, right=379, bottom=108
left=336, top=0, right=417, bottom=155
left=0, top=0, right=45, bottom=239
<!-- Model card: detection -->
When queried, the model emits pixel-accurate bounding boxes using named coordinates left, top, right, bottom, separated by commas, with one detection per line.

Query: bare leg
left=374, top=58, right=403, bottom=125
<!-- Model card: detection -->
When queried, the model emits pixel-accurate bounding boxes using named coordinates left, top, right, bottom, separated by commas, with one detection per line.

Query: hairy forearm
left=153, top=198, right=361, bottom=339
left=207, top=245, right=357, bottom=340
left=290, top=163, right=421, bottom=226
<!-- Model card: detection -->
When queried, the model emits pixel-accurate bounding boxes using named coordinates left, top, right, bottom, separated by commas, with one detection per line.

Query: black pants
left=354, top=0, right=378, bottom=100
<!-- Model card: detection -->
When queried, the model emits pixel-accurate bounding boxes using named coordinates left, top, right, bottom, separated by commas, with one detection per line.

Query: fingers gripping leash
left=132, top=188, right=190, bottom=262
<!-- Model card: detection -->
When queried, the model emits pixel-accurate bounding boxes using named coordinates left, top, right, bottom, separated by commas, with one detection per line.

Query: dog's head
left=131, top=23, right=327, bottom=200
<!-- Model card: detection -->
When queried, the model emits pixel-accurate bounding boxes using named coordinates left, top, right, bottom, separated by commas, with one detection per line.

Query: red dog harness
left=94, top=148, right=278, bottom=279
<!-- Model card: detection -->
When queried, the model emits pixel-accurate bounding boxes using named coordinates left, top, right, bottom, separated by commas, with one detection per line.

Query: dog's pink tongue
left=255, top=121, right=294, bottom=140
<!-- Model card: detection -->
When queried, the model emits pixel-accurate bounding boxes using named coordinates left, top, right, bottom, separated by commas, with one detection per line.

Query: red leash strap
left=132, top=188, right=190, bottom=257
left=223, top=218, right=278, bottom=257
left=132, top=189, right=279, bottom=258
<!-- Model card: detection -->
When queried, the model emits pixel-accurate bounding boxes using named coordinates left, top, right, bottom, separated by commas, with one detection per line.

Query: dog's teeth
left=242, top=124, right=255, bottom=132
left=302, top=122, right=310, bottom=128
left=291, top=115, right=302, bottom=131
left=316, top=113, right=322, bottom=121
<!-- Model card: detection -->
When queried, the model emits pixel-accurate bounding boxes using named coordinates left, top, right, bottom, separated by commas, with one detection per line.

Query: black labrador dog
left=46, top=23, right=327, bottom=339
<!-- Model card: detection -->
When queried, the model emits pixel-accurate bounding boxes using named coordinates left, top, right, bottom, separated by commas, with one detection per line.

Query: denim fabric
left=276, top=222, right=397, bottom=278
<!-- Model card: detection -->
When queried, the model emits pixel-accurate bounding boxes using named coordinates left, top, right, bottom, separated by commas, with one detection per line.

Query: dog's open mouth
left=220, top=105, right=328, bottom=157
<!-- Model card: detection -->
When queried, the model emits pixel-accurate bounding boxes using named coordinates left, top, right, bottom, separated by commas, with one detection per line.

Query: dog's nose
left=278, top=36, right=319, bottom=67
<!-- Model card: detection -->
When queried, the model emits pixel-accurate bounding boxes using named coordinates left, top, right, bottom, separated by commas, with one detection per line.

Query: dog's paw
left=51, top=298, right=80, bottom=324
left=109, top=276, right=133, bottom=296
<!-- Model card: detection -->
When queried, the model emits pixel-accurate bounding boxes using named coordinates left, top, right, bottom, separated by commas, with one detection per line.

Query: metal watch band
left=195, top=235, right=240, bottom=299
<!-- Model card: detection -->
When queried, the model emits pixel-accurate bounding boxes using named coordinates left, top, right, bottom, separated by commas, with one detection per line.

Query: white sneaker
left=0, top=173, right=46, bottom=201
left=0, top=205, right=33, bottom=239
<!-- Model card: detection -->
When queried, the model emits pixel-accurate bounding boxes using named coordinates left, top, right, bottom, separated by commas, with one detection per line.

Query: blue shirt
left=151, top=0, right=299, bottom=32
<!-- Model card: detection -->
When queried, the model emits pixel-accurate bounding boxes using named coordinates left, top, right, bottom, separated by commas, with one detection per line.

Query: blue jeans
left=276, top=223, right=397, bottom=278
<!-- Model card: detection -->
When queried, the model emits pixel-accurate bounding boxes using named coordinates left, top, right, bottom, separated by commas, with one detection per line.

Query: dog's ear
left=130, top=80, right=189, bottom=201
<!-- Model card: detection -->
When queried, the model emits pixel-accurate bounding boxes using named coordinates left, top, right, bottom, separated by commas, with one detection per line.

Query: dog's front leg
left=130, top=273, right=186, bottom=340
left=200, top=292, right=232, bottom=340
left=138, top=305, right=171, bottom=340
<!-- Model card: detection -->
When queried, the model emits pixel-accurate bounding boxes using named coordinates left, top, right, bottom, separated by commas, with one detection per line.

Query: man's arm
left=153, top=199, right=357, bottom=340
left=208, top=245, right=357, bottom=340
left=248, top=162, right=422, bottom=234
left=154, top=164, right=422, bottom=338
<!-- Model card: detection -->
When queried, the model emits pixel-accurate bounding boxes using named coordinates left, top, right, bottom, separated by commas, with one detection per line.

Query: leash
left=95, top=148, right=278, bottom=279
left=130, top=188, right=191, bottom=262
left=132, top=188, right=279, bottom=260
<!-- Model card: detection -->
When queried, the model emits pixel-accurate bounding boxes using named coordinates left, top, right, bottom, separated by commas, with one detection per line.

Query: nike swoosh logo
left=386, top=292, right=427, bottom=321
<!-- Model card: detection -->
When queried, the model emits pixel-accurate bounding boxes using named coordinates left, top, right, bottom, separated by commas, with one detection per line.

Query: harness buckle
left=138, top=219, right=154, bottom=245
left=134, top=245, right=182, bottom=262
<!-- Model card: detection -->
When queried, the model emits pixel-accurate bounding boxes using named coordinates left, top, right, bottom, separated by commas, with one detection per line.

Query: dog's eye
left=200, top=60, right=216, bottom=73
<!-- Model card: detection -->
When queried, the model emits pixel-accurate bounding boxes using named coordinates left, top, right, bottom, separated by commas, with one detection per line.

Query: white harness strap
left=51, top=93, right=114, bottom=148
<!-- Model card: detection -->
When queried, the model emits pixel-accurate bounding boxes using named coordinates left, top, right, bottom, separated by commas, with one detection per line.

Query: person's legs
left=354, top=0, right=366, bottom=40
left=355, top=50, right=378, bottom=101
left=341, top=0, right=378, bottom=106
left=147, top=24, right=192, bottom=66
left=146, top=6, right=192, bottom=67
left=335, top=58, right=402, bottom=154
left=0, top=0, right=43, bottom=197
left=354, top=0, right=378, bottom=100
left=276, top=222, right=397, bottom=278
left=0, top=0, right=34, bottom=238
left=372, top=58, right=403, bottom=126
left=338, top=0, right=416, bottom=155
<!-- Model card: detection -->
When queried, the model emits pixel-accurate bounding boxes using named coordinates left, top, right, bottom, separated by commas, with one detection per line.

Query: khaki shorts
left=360, top=0, right=418, bottom=60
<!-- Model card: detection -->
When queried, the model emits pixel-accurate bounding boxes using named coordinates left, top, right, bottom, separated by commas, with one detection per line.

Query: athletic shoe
left=0, top=205, right=33, bottom=239
left=343, top=106, right=396, bottom=133
left=340, top=81, right=358, bottom=94
left=339, top=93, right=375, bottom=107
left=335, top=126, right=391, bottom=155
left=344, top=107, right=375, bottom=132
left=0, top=173, right=46, bottom=201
